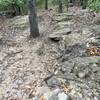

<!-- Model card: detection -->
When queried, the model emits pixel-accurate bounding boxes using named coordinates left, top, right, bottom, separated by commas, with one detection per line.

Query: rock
left=8, top=15, right=29, bottom=29
left=53, top=28, right=72, bottom=35
left=94, top=96, right=99, bottom=100
left=49, top=92, right=71, bottom=100
left=46, top=76, right=61, bottom=87
left=58, top=22, right=73, bottom=27
left=58, top=92, right=71, bottom=100
left=49, top=94, right=58, bottom=100
left=32, top=97, right=38, bottom=100
left=78, top=72, right=86, bottom=78
left=43, top=89, right=71, bottom=100
left=54, top=22, right=74, bottom=30
left=49, top=28, right=72, bottom=42
left=60, top=62, right=74, bottom=73
left=44, top=89, right=60, bottom=100
left=48, top=34, right=62, bottom=42
left=62, top=33, right=86, bottom=47
left=48, top=28, right=72, bottom=42
left=68, top=56, right=100, bottom=66
left=36, top=87, right=50, bottom=95
left=61, top=43, right=86, bottom=61
left=92, top=25, right=100, bottom=34
left=69, top=3, right=74, bottom=7
left=79, top=9, right=89, bottom=15
left=53, top=13, right=74, bottom=22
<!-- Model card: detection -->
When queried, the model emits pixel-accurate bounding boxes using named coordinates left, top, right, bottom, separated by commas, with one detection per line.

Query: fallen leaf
left=86, top=46, right=100, bottom=56
left=62, top=84, right=73, bottom=93
left=39, top=95, right=45, bottom=100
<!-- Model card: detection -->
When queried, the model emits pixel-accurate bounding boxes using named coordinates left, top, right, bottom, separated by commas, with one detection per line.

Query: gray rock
left=58, top=92, right=71, bottom=100
left=54, top=22, right=74, bottom=30
left=94, top=96, right=99, bottom=100
left=49, top=92, right=71, bottom=100
left=53, top=28, right=72, bottom=35
left=49, top=34, right=62, bottom=42
left=46, top=76, right=61, bottom=87
left=44, top=90, right=71, bottom=100
left=44, top=89, right=60, bottom=100
left=49, top=94, right=58, bottom=100
left=49, top=28, right=71, bottom=42
left=32, top=97, right=38, bottom=100
left=69, top=56, right=100, bottom=65
left=53, top=13, right=75, bottom=22
left=78, top=72, right=86, bottom=78
left=92, top=25, right=100, bottom=34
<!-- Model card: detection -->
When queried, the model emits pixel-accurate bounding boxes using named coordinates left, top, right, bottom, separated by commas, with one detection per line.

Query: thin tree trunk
left=82, top=0, right=88, bottom=9
left=66, top=0, right=69, bottom=11
left=28, top=0, right=40, bottom=38
left=45, top=0, right=48, bottom=10
left=58, top=0, right=63, bottom=13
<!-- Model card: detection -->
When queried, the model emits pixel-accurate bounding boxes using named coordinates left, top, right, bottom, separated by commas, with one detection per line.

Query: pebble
left=78, top=72, right=86, bottom=78
left=58, top=92, right=71, bottom=100
left=46, top=76, right=61, bottom=87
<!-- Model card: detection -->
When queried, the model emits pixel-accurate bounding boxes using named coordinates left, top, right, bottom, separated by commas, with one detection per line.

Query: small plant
left=88, top=0, right=100, bottom=12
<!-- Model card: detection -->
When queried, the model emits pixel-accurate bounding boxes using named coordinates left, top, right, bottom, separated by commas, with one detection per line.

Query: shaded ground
left=0, top=7, right=100, bottom=100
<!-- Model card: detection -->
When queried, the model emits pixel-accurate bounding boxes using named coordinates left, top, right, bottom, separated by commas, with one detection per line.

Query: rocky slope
left=0, top=7, right=100, bottom=100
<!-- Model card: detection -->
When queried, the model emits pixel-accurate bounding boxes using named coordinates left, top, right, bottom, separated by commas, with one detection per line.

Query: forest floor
left=0, top=7, right=100, bottom=100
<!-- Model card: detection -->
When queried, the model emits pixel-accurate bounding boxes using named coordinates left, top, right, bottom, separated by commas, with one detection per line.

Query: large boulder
left=52, top=13, right=75, bottom=22
left=49, top=28, right=72, bottom=42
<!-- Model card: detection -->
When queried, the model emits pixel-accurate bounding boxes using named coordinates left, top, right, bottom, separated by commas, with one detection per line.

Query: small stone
left=44, top=89, right=60, bottom=100
left=46, top=76, right=61, bottom=87
left=49, top=94, right=58, bottom=100
left=61, top=67, right=67, bottom=73
left=78, top=72, right=86, bottom=78
left=32, top=97, right=38, bottom=100
left=94, top=96, right=99, bottom=100
left=58, top=92, right=71, bottom=100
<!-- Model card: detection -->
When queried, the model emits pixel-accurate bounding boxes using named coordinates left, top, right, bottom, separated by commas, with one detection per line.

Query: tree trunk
left=82, top=0, right=88, bottom=9
left=28, top=0, right=40, bottom=38
left=45, top=0, right=48, bottom=10
left=66, top=0, right=69, bottom=11
left=70, top=0, right=73, bottom=3
left=58, top=0, right=63, bottom=13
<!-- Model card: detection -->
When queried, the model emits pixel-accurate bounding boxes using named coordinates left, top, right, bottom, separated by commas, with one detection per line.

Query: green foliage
left=88, top=0, right=100, bottom=12
left=36, top=0, right=44, bottom=7
left=0, top=0, right=27, bottom=14
left=52, top=0, right=69, bottom=5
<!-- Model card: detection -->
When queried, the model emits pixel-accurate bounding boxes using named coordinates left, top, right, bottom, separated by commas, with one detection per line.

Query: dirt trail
left=0, top=9, right=59, bottom=100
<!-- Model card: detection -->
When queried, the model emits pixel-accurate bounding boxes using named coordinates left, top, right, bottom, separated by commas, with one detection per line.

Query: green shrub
left=88, top=0, right=100, bottom=12
left=0, top=0, right=27, bottom=15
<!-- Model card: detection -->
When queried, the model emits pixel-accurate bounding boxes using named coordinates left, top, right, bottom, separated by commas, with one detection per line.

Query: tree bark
left=45, top=0, right=48, bottom=10
left=82, top=0, right=88, bottom=9
left=28, top=0, right=40, bottom=38
left=58, top=0, right=63, bottom=13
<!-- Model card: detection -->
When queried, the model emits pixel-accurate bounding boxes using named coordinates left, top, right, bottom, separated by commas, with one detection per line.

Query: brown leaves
left=39, top=95, right=45, bottom=100
left=61, top=83, right=73, bottom=94
left=86, top=45, right=100, bottom=56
